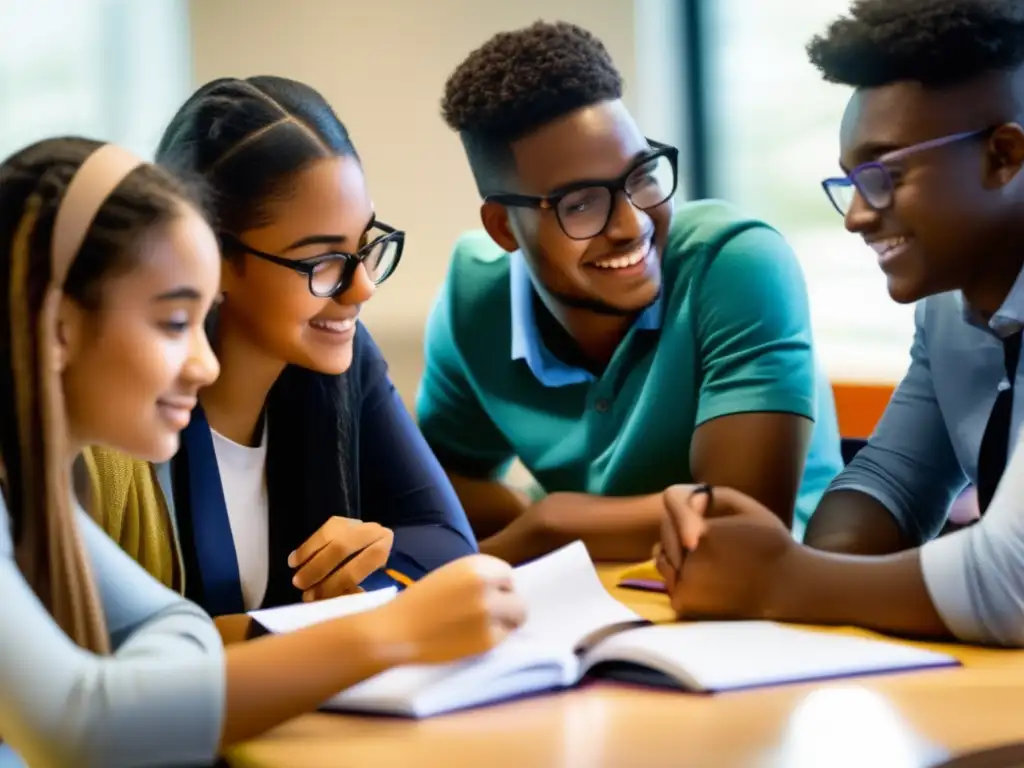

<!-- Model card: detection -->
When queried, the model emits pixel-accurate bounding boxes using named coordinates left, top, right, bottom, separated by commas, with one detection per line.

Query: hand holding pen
left=654, top=483, right=798, bottom=620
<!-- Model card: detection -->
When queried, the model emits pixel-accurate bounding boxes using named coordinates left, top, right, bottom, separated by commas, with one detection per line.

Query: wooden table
left=227, top=565, right=1024, bottom=767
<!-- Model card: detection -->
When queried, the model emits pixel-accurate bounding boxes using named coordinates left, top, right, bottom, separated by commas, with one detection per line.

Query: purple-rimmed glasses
left=821, top=129, right=992, bottom=216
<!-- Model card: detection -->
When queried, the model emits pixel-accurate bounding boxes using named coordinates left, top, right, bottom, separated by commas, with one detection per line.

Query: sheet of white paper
left=248, top=586, right=397, bottom=634
left=512, top=541, right=643, bottom=647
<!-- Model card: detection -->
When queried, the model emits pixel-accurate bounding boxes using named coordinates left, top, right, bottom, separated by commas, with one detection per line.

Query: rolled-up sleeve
left=0, top=500, right=225, bottom=768
left=826, top=303, right=967, bottom=543
left=921, top=429, right=1024, bottom=646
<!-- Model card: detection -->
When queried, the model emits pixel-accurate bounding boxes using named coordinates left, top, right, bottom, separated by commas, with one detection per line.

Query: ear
left=54, top=296, right=86, bottom=374
left=986, top=123, right=1024, bottom=187
left=480, top=202, right=520, bottom=252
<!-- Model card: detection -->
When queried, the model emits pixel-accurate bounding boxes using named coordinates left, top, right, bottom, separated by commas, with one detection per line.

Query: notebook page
left=583, top=622, right=958, bottom=691
left=326, top=542, right=636, bottom=716
left=248, top=587, right=397, bottom=634
left=512, top=541, right=645, bottom=648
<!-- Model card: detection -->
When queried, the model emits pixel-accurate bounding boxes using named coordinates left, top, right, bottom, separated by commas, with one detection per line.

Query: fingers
left=466, top=554, right=516, bottom=591
left=288, top=516, right=358, bottom=569
left=654, top=547, right=677, bottom=587
left=302, top=537, right=392, bottom=601
left=292, top=522, right=391, bottom=591
left=288, top=521, right=334, bottom=570
left=659, top=493, right=686, bottom=571
left=678, top=485, right=712, bottom=551
left=487, top=589, right=528, bottom=633
left=663, top=484, right=712, bottom=560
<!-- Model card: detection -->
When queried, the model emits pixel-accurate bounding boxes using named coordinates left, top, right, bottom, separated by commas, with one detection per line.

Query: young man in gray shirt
left=655, top=0, right=1024, bottom=647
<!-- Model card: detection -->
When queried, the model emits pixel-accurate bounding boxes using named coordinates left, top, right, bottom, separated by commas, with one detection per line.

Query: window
left=698, top=0, right=915, bottom=383
left=0, top=0, right=190, bottom=160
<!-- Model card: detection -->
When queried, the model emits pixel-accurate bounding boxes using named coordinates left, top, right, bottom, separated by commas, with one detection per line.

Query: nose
left=333, top=262, right=376, bottom=306
left=184, top=324, right=220, bottom=389
left=843, top=189, right=882, bottom=235
left=604, top=190, right=647, bottom=242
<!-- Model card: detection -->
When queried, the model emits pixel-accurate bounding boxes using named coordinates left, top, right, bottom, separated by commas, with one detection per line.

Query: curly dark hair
left=442, top=21, right=623, bottom=188
left=807, top=0, right=1024, bottom=89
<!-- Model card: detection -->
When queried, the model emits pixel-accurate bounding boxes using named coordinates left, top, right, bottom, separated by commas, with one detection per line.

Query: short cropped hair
left=807, top=0, right=1024, bottom=89
left=441, top=20, right=624, bottom=191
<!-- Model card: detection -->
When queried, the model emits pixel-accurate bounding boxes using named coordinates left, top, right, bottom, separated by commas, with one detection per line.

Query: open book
left=250, top=542, right=959, bottom=718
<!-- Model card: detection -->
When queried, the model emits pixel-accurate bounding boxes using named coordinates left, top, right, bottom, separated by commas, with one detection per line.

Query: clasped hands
left=288, top=517, right=394, bottom=601
left=653, top=484, right=798, bottom=619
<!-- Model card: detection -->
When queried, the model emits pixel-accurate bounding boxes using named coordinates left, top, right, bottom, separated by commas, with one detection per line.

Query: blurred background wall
left=0, top=0, right=906, bottom=433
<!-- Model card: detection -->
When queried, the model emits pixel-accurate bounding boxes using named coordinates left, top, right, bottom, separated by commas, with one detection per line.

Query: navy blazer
left=160, top=323, right=478, bottom=614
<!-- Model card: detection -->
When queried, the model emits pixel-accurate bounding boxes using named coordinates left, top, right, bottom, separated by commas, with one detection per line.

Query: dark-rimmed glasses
left=821, top=129, right=992, bottom=216
left=221, top=220, right=404, bottom=298
left=485, top=139, right=679, bottom=240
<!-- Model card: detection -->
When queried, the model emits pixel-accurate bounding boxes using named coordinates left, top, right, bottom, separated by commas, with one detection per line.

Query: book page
left=326, top=542, right=639, bottom=716
left=512, top=541, right=646, bottom=649
left=582, top=622, right=958, bottom=692
left=248, top=586, right=397, bottom=634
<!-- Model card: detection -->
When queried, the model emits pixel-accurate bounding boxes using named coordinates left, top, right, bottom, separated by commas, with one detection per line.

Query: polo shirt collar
left=509, top=250, right=663, bottom=387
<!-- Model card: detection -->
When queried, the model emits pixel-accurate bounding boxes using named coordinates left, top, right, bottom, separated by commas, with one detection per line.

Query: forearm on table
left=220, top=612, right=403, bottom=749
left=482, top=491, right=670, bottom=564
left=804, top=490, right=914, bottom=555
left=447, top=471, right=531, bottom=539
left=766, top=545, right=950, bottom=639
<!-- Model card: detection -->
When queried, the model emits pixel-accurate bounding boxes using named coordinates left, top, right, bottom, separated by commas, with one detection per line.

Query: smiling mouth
left=308, top=317, right=356, bottom=334
left=870, top=236, right=912, bottom=263
left=156, top=399, right=195, bottom=428
left=590, top=239, right=653, bottom=270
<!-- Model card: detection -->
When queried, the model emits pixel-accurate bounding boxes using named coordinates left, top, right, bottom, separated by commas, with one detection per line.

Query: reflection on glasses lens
left=363, top=237, right=399, bottom=282
left=308, top=236, right=402, bottom=297
left=310, top=259, right=345, bottom=297
left=827, top=165, right=893, bottom=215
left=852, top=165, right=893, bottom=210
left=555, top=153, right=676, bottom=239
left=826, top=182, right=857, bottom=215
left=557, top=188, right=613, bottom=240
left=626, top=154, right=675, bottom=209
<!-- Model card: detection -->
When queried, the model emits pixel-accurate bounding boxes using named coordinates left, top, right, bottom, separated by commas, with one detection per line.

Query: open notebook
left=249, top=542, right=960, bottom=718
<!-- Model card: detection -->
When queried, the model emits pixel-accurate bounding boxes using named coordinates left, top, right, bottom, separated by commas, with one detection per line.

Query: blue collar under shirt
left=508, top=250, right=664, bottom=388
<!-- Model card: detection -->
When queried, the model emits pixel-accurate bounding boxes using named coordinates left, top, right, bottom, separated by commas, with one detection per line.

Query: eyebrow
left=546, top=149, right=656, bottom=197
left=153, top=287, right=202, bottom=302
left=283, top=213, right=378, bottom=252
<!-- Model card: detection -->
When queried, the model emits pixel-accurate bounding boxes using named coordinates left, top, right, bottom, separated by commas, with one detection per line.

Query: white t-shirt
left=210, top=426, right=269, bottom=611
left=921, top=428, right=1024, bottom=646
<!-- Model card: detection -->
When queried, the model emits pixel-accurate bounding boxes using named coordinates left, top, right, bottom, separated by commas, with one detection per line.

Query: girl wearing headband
left=84, top=77, right=478, bottom=631
left=0, top=138, right=524, bottom=766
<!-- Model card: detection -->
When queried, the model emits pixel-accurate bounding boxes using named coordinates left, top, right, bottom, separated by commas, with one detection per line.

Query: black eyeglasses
left=221, top=220, right=404, bottom=298
left=484, top=139, right=679, bottom=240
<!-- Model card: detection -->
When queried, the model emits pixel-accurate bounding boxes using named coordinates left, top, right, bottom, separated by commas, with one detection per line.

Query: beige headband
left=51, top=144, right=144, bottom=285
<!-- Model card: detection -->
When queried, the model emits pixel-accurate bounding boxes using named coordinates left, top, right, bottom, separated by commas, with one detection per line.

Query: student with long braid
left=0, top=137, right=524, bottom=767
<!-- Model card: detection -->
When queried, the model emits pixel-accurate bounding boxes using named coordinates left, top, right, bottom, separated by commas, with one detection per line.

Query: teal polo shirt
left=416, top=199, right=843, bottom=538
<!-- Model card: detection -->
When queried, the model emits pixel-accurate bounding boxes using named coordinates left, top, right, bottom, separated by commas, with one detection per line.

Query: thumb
left=678, top=485, right=712, bottom=551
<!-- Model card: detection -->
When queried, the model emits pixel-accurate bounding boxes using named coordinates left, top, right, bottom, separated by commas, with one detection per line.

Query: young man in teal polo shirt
left=417, top=21, right=843, bottom=564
